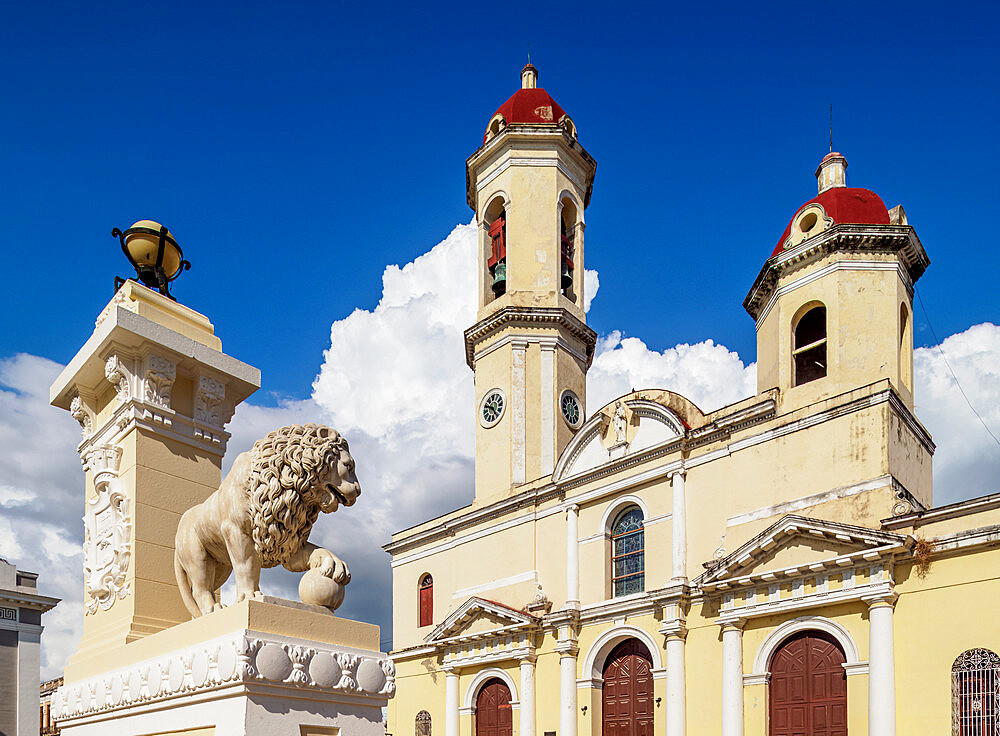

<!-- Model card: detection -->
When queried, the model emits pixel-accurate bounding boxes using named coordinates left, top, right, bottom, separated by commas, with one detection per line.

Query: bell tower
left=465, top=65, right=597, bottom=500
left=745, top=152, right=931, bottom=412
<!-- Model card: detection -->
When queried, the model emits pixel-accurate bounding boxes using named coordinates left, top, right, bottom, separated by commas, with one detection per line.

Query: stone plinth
left=51, top=598, right=393, bottom=736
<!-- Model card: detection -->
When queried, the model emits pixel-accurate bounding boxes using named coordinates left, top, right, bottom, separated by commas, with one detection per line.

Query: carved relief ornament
left=70, top=395, right=93, bottom=439
left=194, top=374, right=227, bottom=426
left=104, top=355, right=131, bottom=404
left=143, top=355, right=176, bottom=409
left=82, top=445, right=131, bottom=614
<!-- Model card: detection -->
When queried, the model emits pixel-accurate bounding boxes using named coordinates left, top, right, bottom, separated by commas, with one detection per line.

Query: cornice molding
left=464, top=307, right=597, bottom=369
left=743, top=224, right=930, bottom=320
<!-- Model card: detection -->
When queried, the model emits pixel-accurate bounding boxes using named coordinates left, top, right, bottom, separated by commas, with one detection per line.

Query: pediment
left=425, top=597, right=536, bottom=644
left=697, top=515, right=910, bottom=588
left=554, top=398, right=685, bottom=481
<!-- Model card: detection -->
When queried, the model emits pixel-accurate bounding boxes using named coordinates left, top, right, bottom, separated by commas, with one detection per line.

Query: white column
left=559, top=650, right=578, bottom=736
left=520, top=657, right=536, bottom=736
left=565, top=504, right=580, bottom=608
left=445, top=668, right=460, bottom=736
left=670, top=468, right=687, bottom=581
left=666, top=631, right=686, bottom=736
left=868, top=596, right=897, bottom=736
left=721, top=623, right=744, bottom=736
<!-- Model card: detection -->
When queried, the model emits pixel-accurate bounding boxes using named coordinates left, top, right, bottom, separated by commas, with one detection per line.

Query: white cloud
left=914, top=322, right=1000, bottom=504
left=3, top=221, right=999, bottom=679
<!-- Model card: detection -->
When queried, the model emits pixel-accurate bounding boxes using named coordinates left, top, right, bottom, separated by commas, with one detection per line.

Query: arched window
left=953, top=648, right=1000, bottom=735
left=415, top=710, right=432, bottom=736
left=418, top=574, right=433, bottom=628
left=611, top=506, right=644, bottom=597
left=488, top=211, right=507, bottom=297
left=793, top=305, right=827, bottom=386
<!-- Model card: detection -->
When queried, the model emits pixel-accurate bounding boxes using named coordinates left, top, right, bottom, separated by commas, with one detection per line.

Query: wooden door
left=602, top=638, right=654, bottom=736
left=476, top=678, right=512, bottom=736
left=770, top=631, right=847, bottom=736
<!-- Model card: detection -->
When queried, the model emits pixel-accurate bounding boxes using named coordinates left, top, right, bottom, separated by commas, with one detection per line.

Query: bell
left=492, top=262, right=507, bottom=295
left=561, top=262, right=573, bottom=290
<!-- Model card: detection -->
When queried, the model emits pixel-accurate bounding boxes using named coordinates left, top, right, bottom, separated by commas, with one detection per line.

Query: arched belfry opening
left=483, top=197, right=507, bottom=303
left=560, top=196, right=578, bottom=300
left=792, top=304, right=827, bottom=386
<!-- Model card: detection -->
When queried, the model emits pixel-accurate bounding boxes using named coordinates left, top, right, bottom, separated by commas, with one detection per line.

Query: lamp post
left=113, top=220, right=190, bottom=300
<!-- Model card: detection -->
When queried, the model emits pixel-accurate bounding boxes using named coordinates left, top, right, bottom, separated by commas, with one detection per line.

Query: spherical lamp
left=112, top=220, right=191, bottom=300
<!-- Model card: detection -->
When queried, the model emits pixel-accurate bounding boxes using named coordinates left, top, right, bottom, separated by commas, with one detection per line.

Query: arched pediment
left=554, top=395, right=688, bottom=482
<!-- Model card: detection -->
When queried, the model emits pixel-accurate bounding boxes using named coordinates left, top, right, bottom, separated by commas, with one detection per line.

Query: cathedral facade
left=385, top=65, right=1000, bottom=736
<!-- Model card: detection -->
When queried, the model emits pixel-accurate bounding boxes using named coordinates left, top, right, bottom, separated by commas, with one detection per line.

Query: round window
left=560, top=390, right=583, bottom=428
left=480, top=389, right=506, bottom=428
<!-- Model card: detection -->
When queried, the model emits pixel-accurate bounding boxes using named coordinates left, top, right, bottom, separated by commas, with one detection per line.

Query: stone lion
left=174, top=423, right=360, bottom=618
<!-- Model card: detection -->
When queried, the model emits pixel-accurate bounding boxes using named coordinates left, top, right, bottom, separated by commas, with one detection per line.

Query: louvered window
left=611, top=507, right=644, bottom=597
left=953, top=648, right=1000, bottom=736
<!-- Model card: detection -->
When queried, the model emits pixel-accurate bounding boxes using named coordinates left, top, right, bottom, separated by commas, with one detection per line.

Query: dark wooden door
left=476, top=678, right=512, bottom=736
left=770, top=631, right=847, bottom=736
left=602, top=639, right=654, bottom=736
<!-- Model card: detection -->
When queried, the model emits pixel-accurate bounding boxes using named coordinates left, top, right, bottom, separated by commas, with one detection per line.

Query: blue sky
left=3, top=2, right=1000, bottom=673
left=2, top=1, right=997, bottom=403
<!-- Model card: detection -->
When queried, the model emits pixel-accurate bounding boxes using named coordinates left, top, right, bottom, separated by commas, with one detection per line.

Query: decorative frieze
left=51, top=634, right=395, bottom=720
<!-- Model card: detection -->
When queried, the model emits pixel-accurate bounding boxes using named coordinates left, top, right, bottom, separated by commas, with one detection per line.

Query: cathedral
left=384, top=65, right=1000, bottom=736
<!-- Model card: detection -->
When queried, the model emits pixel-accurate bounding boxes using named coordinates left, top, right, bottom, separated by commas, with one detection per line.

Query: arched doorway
left=602, top=638, right=654, bottom=736
left=475, top=678, right=512, bottom=736
left=769, top=630, right=847, bottom=736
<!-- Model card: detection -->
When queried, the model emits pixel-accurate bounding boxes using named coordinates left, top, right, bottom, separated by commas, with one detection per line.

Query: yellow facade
left=386, top=67, right=1000, bottom=736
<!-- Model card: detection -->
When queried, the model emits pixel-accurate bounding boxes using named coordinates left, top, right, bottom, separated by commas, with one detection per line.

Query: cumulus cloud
left=3, top=221, right=999, bottom=678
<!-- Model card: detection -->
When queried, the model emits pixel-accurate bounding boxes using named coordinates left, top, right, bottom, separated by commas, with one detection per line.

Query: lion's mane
left=246, top=423, right=346, bottom=568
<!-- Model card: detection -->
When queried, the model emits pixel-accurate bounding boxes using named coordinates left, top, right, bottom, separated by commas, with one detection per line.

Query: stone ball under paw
left=299, top=568, right=346, bottom=611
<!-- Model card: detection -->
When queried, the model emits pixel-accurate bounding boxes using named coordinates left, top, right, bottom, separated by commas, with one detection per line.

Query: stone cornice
left=743, top=224, right=930, bottom=320
left=464, top=307, right=597, bottom=369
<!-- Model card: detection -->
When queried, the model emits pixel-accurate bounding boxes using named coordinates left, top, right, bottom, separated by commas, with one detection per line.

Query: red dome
left=771, top=187, right=890, bottom=257
left=484, top=87, right=568, bottom=142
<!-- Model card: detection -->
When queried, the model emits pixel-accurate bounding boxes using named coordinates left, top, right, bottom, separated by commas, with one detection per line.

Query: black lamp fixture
left=113, top=220, right=190, bottom=300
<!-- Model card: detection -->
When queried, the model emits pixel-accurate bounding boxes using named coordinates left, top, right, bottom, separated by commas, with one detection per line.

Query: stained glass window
left=416, top=710, right=432, bottom=736
left=953, top=648, right=1000, bottom=736
left=612, top=506, right=644, bottom=597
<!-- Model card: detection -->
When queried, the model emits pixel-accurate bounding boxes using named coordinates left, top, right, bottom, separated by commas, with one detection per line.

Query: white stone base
left=52, top=600, right=393, bottom=736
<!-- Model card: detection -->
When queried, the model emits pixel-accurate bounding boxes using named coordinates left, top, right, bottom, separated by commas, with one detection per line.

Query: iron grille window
left=611, top=507, right=644, bottom=597
left=415, top=710, right=431, bottom=736
left=953, top=648, right=1000, bottom=736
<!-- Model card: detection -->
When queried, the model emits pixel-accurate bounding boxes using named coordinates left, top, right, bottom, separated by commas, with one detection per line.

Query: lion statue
left=174, top=423, right=360, bottom=618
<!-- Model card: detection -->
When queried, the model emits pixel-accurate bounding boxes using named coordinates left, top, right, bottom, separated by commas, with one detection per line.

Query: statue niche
left=174, top=423, right=360, bottom=617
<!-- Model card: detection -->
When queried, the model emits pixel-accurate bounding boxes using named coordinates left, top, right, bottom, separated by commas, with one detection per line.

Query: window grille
left=611, top=507, right=644, bottom=597
left=953, top=648, right=1000, bottom=736
left=415, top=710, right=432, bottom=736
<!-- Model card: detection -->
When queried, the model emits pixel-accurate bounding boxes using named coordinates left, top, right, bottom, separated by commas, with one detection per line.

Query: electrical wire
left=915, top=287, right=1000, bottom=450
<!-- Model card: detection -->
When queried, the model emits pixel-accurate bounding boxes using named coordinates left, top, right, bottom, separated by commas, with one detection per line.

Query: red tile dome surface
left=772, top=187, right=890, bottom=257
left=485, top=87, right=568, bottom=143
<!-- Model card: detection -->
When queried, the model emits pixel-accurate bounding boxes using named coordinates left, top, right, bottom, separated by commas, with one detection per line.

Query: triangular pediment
left=697, top=515, right=909, bottom=587
left=425, top=596, right=536, bottom=644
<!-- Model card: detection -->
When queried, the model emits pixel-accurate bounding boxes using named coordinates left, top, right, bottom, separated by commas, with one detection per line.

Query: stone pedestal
left=50, top=281, right=260, bottom=679
left=50, top=598, right=394, bottom=736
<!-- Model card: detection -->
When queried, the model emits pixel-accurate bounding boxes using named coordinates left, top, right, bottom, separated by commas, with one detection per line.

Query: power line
left=915, top=287, right=1000, bottom=449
